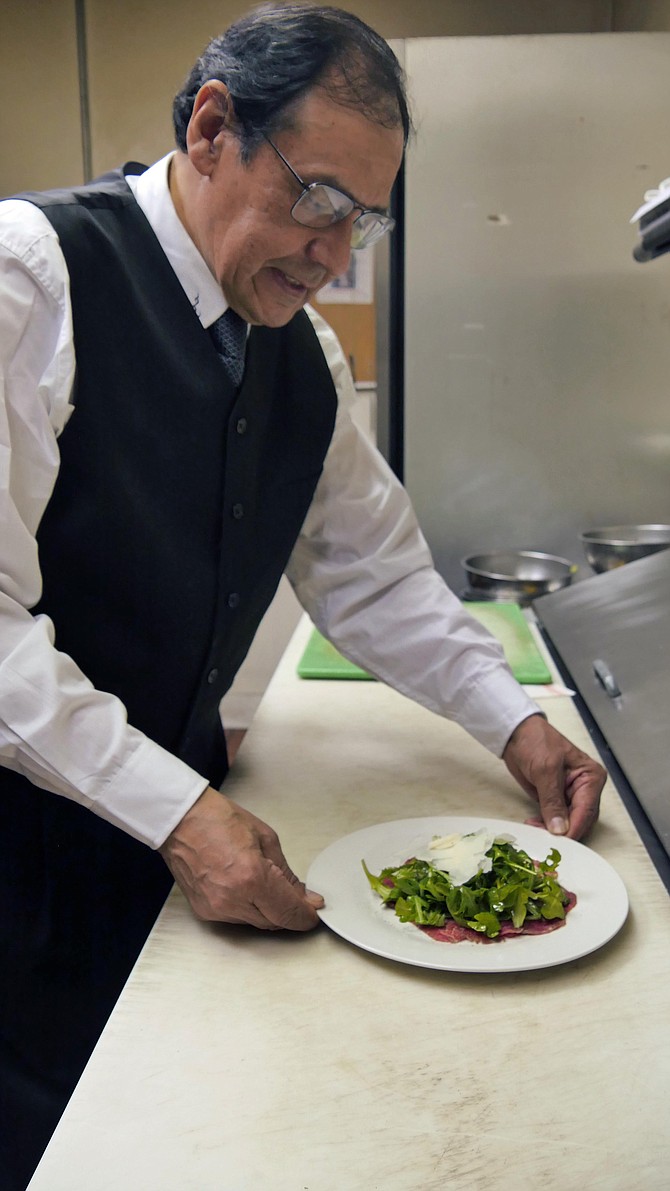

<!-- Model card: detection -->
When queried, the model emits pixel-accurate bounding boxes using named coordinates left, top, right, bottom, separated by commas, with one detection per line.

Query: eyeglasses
left=263, top=134, right=395, bottom=250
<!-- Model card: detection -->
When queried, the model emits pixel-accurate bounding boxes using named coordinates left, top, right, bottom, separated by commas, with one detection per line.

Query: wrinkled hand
left=502, top=714, right=606, bottom=840
left=159, top=786, right=323, bottom=930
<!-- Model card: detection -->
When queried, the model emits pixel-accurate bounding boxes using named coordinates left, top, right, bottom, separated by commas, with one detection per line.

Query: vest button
left=236, top=417, right=247, bottom=435
left=227, top=592, right=240, bottom=608
left=206, top=668, right=219, bottom=685
left=232, top=502, right=244, bottom=519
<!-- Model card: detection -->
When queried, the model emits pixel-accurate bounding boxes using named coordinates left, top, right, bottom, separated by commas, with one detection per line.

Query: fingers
left=534, top=762, right=571, bottom=836
left=525, top=771, right=602, bottom=841
left=503, top=715, right=606, bottom=842
left=562, top=762, right=604, bottom=840
left=159, top=787, right=322, bottom=932
left=166, top=841, right=322, bottom=931
left=503, top=715, right=569, bottom=832
left=254, top=862, right=323, bottom=931
left=254, top=823, right=325, bottom=919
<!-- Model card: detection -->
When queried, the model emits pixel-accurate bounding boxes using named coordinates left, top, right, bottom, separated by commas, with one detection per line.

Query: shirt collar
left=125, top=153, right=227, bottom=330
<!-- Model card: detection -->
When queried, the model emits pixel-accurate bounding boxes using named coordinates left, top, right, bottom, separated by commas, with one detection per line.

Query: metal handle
left=593, top=658, right=622, bottom=699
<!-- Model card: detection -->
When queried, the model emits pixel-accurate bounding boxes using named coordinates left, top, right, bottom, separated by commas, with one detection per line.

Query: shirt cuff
left=89, top=735, right=210, bottom=849
left=454, top=668, right=544, bottom=757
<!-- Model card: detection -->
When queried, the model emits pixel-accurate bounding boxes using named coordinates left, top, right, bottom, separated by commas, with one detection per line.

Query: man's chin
left=249, top=296, right=310, bottom=328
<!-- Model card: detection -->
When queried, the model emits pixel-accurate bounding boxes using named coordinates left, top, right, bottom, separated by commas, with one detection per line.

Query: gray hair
left=172, top=3, right=411, bottom=160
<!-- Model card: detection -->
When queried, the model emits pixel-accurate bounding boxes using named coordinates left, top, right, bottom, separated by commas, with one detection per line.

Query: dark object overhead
left=632, top=193, right=670, bottom=262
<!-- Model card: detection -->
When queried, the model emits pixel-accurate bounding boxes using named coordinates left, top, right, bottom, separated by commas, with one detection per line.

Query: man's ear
left=186, top=79, right=237, bottom=174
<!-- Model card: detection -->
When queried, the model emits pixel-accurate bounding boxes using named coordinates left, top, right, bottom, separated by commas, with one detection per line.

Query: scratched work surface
left=29, top=618, right=670, bottom=1191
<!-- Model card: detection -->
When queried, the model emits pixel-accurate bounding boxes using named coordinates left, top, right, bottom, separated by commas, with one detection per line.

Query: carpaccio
left=419, top=888, right=577, bottom=944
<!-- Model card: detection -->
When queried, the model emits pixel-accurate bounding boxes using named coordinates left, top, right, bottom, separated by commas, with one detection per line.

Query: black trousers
left=0, top=773, right=174, bottom=1190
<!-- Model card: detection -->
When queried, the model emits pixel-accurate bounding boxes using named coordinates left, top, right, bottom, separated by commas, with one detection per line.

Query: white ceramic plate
left=306, top=817, right=629, bottom=973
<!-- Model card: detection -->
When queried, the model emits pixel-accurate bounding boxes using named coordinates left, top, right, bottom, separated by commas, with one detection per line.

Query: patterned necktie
left=209, top=308, right=247, bottom=388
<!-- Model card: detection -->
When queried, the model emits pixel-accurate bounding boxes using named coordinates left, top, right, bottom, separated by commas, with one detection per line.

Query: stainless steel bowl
left=462, top=550, right=578, bottom=604
left=580, top=524, right=670, bottom=573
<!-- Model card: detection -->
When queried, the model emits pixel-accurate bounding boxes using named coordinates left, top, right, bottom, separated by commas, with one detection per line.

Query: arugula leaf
left=361, top=860, right=397, bottom=904
left=362, top=837, right=570, bottom=939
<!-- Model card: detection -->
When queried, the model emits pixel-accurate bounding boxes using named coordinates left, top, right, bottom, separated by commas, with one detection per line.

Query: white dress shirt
left=0, top=154, right=539, bottom=847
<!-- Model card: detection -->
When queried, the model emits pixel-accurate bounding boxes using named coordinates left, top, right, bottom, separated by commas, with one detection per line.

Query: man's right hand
left=159, top=786, right=323, bottom=931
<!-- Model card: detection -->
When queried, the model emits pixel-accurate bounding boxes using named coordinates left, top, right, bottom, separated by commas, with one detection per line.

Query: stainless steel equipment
left=580, top=524, right=670, bottom=572
left=381, top=33, right=670, bottom=593
left=375, top=33, right=670, bottom=876
left=534, top=549, right=670, bottom=859
left=462, top=550, right=576, bottom=604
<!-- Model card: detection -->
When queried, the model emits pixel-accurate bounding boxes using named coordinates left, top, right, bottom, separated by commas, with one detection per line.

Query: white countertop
left=29, top=618, right=670, bottom=1190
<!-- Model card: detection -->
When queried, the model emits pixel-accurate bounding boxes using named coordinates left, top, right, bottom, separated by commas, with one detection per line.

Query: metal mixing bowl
left=462, top=550, right=578, bottom=604
left=581, top=524, right=670, bottom=573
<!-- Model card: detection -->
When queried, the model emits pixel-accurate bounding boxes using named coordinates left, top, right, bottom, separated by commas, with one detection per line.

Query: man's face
left=185, top=87, right=404, bottom=326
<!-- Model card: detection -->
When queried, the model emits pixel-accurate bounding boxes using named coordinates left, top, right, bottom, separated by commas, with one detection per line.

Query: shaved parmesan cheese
left=417, top=828, right=514, bottom=887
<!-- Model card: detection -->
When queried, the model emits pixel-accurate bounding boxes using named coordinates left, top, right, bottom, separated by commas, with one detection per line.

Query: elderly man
left=0, top=4, right=605, bottom=1184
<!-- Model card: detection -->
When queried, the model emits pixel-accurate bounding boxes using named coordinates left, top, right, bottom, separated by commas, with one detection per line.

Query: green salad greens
left=362, top=836, right=569, bottom=938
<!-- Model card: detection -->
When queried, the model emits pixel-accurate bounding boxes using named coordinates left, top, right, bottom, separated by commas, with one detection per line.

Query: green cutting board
left=297, top=631, right=374, bottom=680
left=465, top=602, right=552, bottom=684
left=297, top=602, right=551, bottom=685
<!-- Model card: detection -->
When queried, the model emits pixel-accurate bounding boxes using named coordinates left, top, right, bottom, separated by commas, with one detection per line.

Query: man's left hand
left=502, top=714, right=606, bottom=841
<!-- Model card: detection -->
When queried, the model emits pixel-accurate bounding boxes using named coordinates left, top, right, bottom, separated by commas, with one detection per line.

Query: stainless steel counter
left=28, top=618, right=670, bottom=1190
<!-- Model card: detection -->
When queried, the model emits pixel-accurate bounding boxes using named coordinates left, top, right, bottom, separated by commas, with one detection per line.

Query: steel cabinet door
left=534, top=550, right=670, bottom=855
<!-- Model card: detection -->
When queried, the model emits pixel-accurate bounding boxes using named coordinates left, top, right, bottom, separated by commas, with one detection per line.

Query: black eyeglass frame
left=263, top=133, right=395, bottom=250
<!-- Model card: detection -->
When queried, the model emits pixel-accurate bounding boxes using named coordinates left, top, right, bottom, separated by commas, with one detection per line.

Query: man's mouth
left=270, top=266, right=325, bottom=295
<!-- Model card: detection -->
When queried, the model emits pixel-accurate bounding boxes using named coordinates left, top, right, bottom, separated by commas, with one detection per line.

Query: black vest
left=24, top=165, right=338, bottom=785
left=0, top=173, right=338, bottom=1158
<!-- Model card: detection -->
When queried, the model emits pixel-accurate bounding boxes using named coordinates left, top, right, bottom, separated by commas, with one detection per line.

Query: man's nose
left=307, top=218, right=354, bottom=280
